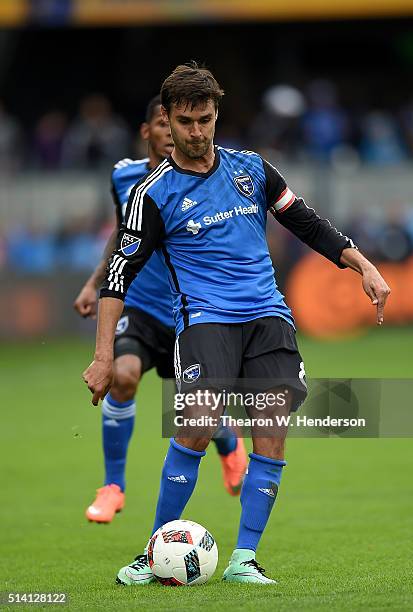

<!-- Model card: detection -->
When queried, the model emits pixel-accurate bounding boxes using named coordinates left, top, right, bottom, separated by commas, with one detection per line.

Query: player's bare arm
left=340, top=248, right=391, bottom=325
left=82, top=296, right=123, bottom=405
left=73, top=226, right=118, bottom=319
left=83, top=178, right=164, bottom=404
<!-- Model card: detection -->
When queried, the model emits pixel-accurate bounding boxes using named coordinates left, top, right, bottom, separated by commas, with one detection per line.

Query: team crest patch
left=234, top=174, right=255, bottom=197
left=115, top=315, right=129, bottom=335
left=183, top=363, right=201, bottom=384
left=120, top=233, right=141, bottom=256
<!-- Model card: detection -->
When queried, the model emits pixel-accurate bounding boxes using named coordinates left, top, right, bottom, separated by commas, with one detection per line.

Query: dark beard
left=184, top=141, right=211, bottom=159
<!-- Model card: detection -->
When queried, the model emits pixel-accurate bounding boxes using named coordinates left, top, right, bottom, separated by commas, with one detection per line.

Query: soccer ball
left=147, top=519, right=218, bottom=586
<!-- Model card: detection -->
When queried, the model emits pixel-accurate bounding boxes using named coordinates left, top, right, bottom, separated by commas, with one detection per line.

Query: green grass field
left=1, top=327, right=412, bottom=610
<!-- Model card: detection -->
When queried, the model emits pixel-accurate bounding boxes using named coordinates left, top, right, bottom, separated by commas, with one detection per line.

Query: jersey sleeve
left=100, top=190, right=165, bottom=300
left=262, top=158, right=295, bottom=212
left=262, top=157, right=356, bottom=268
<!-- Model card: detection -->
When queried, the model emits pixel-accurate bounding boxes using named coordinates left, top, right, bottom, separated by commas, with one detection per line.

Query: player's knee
left=252, top=437, right=285, bottom=460
left=111, top=358, right=142, bottom=402
left=175, top=437, right=211, bottom=453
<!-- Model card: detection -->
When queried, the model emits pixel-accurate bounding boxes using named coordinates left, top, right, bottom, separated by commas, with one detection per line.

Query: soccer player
left=83, top=64, right=390, bottom=583
left=75, top=95, right=246, bottom=524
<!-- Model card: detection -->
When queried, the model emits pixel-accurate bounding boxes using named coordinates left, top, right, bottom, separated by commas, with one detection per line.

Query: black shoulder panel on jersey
left=110, top=178, right=123, bottom=227
left=100, top=194, right=165, bottom=300
left=262, top=158, right=287, bottom=209
left=273, top=198, right=356, bottom=268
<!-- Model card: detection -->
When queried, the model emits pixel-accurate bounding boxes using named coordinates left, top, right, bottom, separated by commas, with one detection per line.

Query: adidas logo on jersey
left=167, top=475, right=188, bottom=483
left=258, top=487, right=275, bottom=498
left=182, top=197, right=198, bottom=212
left=186, top=219, right=202, bottom=235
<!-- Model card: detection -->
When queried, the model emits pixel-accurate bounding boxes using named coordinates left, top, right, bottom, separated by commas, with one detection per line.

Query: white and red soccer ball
left=147, top=519, right=218, bottom=586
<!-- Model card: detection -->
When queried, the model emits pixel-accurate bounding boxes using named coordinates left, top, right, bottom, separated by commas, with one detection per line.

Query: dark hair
left=145, top=94, right=161, bottom=123
left=161, top=61, right=224, bottom=114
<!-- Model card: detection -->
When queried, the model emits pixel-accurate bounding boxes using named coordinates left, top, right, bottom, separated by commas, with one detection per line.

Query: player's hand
left=361, top=266, right=391, bottom=325
left=73, top=284, right=98, bottom=319
left=83, top=359, right=113, bottom=406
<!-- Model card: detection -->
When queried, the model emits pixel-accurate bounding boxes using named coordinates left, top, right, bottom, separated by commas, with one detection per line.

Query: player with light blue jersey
left=134, top=145, right=295, bottom=335
left=75, top=96, right=246, bottom=525
left=112, top=158, right=174, bottom=328
left=84, top=65, right=390, bottom=584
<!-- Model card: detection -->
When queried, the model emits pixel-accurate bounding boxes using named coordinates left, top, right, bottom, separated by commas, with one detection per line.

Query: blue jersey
left=111, top=158, right=174, bottom=328
left=104, top=147, right=352, bottom=335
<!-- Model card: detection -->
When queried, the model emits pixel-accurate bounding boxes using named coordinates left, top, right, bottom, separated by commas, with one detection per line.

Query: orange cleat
left=86, top=484, right=125, bottom=523
left=220, top=438, right=248, bottom=496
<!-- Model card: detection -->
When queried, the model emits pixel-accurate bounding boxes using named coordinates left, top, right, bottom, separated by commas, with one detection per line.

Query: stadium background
left=1, top=1, right=412, bottom=610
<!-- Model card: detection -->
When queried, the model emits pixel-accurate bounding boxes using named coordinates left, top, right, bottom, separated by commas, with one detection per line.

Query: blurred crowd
left=244, top=80, right=413, bottom=165
left=0, top=95, right=131, bottom=173
left=2, top=207, right=413, bottom=278
left=2, top=80, right=413, bottom=172
left=1, top=80, right=413, bottom=276
left=0, top=215, right=113, bottom=275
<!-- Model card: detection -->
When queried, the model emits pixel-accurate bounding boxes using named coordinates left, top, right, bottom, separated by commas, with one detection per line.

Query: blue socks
left=212, top=423, right=237, bottom=456
left=102, top=393, right=136, bottom=492
left=237, top=453, right=286, bottom=552
left=152, top=438, right=205, bottom=534
left=151, top=444, right=284, bottom=553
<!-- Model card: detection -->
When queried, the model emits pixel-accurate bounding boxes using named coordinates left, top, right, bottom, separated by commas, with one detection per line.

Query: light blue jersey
left=103, top=146, right=352, bottom=335
left=111, top=158, right=174, bottom=328
left=105, top=148, right=295, bottom=335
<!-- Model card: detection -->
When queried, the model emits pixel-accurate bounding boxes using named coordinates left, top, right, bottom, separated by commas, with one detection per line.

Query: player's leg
left=117, top=323, right=241, bottom=586
left=86, top=309, right=154, bottom=524
left=86, top=352, right=142, bottom=523
left=223, top=394, right=290, bottom=584
left=223, top=317, right=307, bottom=584
left=102, top=355, right=140, bottom=477
left=157, top=335, right=247, bottom=497
left=151, top=323, right=241, bottom=534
